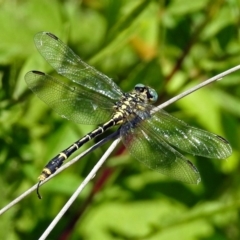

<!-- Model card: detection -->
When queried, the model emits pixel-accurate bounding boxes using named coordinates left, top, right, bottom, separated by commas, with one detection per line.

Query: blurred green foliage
left=0, top=0, right=240, bottom=239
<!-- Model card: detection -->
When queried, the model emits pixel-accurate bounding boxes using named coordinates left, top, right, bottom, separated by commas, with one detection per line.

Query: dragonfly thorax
left=112, top=84, right=157, bottom=125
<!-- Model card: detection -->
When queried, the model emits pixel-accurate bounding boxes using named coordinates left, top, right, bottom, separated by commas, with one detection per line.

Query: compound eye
left=135, top=83, right=145, bottom=92
left=148, top=88, right=158, bottom=102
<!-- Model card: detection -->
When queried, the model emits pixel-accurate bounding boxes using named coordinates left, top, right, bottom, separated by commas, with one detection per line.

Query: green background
left=1, top=0, right=240, bottom=239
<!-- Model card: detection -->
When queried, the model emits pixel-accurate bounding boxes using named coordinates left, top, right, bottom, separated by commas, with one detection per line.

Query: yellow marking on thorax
left=111, top=92, right=149, bottom=125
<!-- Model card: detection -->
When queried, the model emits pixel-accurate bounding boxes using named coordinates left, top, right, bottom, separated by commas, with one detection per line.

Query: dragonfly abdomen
left=38, top=114, right=128, bottom=181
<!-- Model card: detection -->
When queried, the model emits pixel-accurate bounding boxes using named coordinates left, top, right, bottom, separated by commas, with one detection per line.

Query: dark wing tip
left=34, top=32, right=59, bottom=45
left=30, top=70, right=46, bottom=76
left=215, top=134, right=232, bottom=158
left=45, top=32, right=58, bottom=40
left=216, top=134, right=230, bottom=144
left=186, top=159, right=201, bottom=184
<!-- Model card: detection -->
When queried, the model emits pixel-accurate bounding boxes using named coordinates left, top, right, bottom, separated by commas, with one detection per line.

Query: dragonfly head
left=134, top=84, right=158, bottom=103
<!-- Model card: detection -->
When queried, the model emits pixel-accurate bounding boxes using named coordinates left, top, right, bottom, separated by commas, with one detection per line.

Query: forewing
left=34, top=32, right=123, bottom=100
left=150, top=109, right=232, bottom=159
left=120, top=120, right=200, bottom=184
left=25, top=71, right=115, bottom=124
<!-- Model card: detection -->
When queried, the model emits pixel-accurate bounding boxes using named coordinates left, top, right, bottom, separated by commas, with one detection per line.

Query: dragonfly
left=25, top=32, right=232, bottom=198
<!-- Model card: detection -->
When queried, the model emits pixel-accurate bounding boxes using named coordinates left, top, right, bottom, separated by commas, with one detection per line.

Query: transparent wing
left=34, top=32, right=123, bottom=101
left=150, top=109, right=232, bottom=159
left=120, top=119, right=201, bottom=184
left=25, top=71, right=115, bottom=124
